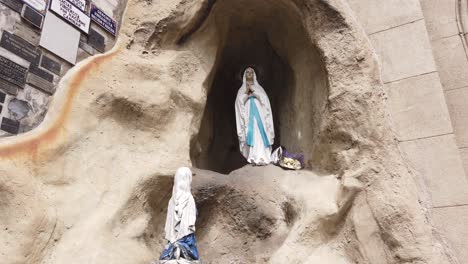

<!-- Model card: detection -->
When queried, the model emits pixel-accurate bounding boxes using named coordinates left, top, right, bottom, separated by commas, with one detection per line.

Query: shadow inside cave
left=189, top=0, right=328, bottom=174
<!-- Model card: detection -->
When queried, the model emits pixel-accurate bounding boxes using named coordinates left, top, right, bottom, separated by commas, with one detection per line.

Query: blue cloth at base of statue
left=160, top=233, right=200, bottom=261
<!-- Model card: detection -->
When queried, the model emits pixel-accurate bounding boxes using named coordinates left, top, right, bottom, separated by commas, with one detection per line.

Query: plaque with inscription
left=79, top=41, right=95, bottom=55
left=40, top=55, right=61, bottom=75
left=0, top=0, right=23, bottom=13
left=88, top=28, right=105, bottom=53
left=0, top=56, right=27, bottom=88
left=0, top=31, right=41, bottom=64
left=68, top=0, right=85, bottom=11
left=49, top=0, right=90, bottom=33
left=1, top=117, right=20, bottom=134
left=21, top=4, right=44, bottom=28
left=0, top=92, right=5, bottom=103
left=90, top=4, right=117, bottom=36
left=27, top=74, right=55, bottom=94
left=23, top=0, right=47, bottom=13
left=0, top=79, right=19, bottom=95
left=29, top=64, right=53, bottom=82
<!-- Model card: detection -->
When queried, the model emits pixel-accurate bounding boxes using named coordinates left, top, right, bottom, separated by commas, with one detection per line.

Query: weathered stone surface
left=432, top=35, right=468, bottom=90
left=433, top=206, right=468, bottom=263
left=419, top=0, right=459, bottom=40
left=7, top=97, right=30, bottom=120
left=461, top=148, right=468, bottom=179
left=446, top=87, right=468, bottom=148
left=14, top=84, right=50, bottom=131
left=0, top=1, right=460, bottom=264
left=13, top=21, right=41, bottom=46
left=370, top=20, right=436, bottom=83
left=347, top=0, right=423, bottom=34
left=400, top=134, right=468, bottom=207
left=384, top=72, right=452, bottom=141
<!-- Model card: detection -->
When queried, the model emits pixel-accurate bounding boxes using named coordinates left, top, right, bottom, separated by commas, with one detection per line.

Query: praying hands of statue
left=243, top=92, right=262, bottom=106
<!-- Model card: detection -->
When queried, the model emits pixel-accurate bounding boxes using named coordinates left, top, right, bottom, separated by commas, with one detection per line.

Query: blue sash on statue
left=247, top=96, right=270, bottom=148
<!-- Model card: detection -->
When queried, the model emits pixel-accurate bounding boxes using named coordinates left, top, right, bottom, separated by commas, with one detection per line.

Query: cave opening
left=190, top=0, right=328, bottom=174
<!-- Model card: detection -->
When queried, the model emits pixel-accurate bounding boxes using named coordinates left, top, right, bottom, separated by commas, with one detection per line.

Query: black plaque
left=79, top=41, right=95, bottom=55
left=0, top=56, right=27, bottom=88
left=27, top=73, right=55, bottom=94
left=1, top=117, right=20, bottom=134
left=21, top=4, right=44, bottom=28
left=40, top=55, right=61, bottom=75
left=0, top=105, right=3, bottom=114
left=0, top=0, right=22, bottom=13
left=88, top=28, right=105, bottom=53
left=0, top=79, right=19, bottom=95
left=0, top=31, right=40, bottom=64
left=29, top=64, right=53, bottom=82
left=0, top=92, right=5, bottom=103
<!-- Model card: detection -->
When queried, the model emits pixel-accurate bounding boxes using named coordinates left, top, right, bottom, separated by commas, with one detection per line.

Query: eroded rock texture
left=0, top=0, right=460, bottom=263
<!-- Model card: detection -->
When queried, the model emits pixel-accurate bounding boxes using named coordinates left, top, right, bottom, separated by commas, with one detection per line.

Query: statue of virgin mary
left=159, top=167, right=200, bottom=264
left=235, top=67, right=275, bottom=165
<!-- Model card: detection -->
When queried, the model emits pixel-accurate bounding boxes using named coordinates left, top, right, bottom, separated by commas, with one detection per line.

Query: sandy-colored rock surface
left=0, top=0, right=461, bottom=263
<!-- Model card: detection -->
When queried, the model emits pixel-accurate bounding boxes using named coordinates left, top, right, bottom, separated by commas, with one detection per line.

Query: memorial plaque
left=0, top=31, right=41, bottom=64
left=40, top=12, right=80, bottom=64
left=0, top=55, right=27, bottom=88
left=50, top=0, right=90, bottom=33
left=0, top=92, right=5, bottom=103
left=40, top=55, right=61, bottom=75
left=79, top=40, right=95, bottom=55
left=1, top=117, right=20, bottom=134
left=0, top=0, right=23, bottom=13
left=21, top=4, right=44, bottom=28
left=0, top=79, right=19, bottom=95
left=90, top=4, right=117, bottom=36
left=68, top=0, right=85, bottom=11
left=23, top=0, right=47, bottom=13
left=27, top=73, right=55, bottom=94
left=88, top=28, right=105, bottom=53
left=29, top=64, right=53, bottom=82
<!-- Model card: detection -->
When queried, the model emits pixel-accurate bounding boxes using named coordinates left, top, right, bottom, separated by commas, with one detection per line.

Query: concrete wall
left=347, top=0, right=468, bottom=262
left=0, top=0, right=125, bottom=136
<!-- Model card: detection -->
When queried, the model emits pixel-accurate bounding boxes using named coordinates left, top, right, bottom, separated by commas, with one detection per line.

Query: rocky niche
left=188, top=0, right=327, bottom=174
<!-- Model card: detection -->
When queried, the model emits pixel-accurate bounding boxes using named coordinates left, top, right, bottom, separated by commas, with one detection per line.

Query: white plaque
left=67, top=0, right=85, bottom=11
left=40, top=12, right=80, bottom=64
left=23, top=0, right=47, bottom=13
left=49, top=0, right=90, bottom=33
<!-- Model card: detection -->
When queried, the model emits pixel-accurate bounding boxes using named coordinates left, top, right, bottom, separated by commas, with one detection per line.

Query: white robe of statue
left=235, top=68, right=274, bottom=165
left=164, top=167, right=197, bottom=244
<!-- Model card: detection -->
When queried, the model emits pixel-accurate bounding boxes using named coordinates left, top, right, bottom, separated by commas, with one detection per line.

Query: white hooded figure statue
left=160, top=167, right=199, bottom=263
left=235, top=67, right=275, bottom=165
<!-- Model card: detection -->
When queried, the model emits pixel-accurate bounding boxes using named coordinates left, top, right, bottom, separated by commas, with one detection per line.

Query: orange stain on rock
left=0, top=47, right=122, bottom=159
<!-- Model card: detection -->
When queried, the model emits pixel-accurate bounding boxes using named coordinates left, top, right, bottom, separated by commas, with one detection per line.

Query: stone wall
left=347, top=0, right=468, bottom=262
left=0, top=0, right=125, bottom=136
left=0, top=0, right=467, bottom=262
